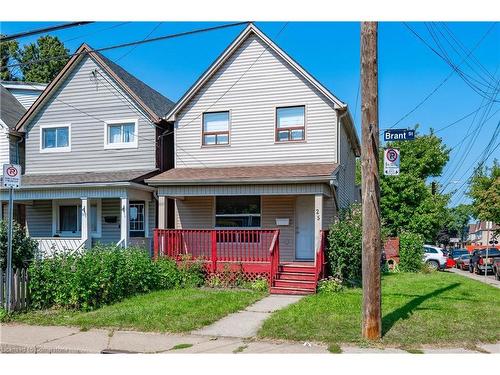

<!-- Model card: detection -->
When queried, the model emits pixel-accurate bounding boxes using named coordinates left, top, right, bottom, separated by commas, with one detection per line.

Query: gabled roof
left=16, top=44, right=174, bottom=132
left=0, top=80, right=46, bottom=92
left=166, top=23, right=347, bottom=122
left=0, top=85, right=26, bottom=129
left=146, top=163, right=339, bottom=185
left=165, top=23, right=360, bottom=156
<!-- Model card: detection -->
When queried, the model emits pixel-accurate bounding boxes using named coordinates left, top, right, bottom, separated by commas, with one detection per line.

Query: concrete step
left=270, top=286, right=316, bottom=295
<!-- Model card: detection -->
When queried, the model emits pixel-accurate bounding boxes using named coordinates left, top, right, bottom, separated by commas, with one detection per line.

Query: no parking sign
left=2, top=164, right=22, bottom=188
left=384, top=148, right=400, bottom=176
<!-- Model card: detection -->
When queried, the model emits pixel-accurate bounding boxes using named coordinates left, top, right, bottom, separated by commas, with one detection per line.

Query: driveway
left=447, top=268, right=500, bottom=289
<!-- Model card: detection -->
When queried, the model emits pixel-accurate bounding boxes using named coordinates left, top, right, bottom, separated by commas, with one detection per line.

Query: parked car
left=493, top=258, right=500, bottom=281
left=469, top=248, right=500, bottom=275
left=449, top=248, right=469, bottom=260
left=423, top=245, right=447, bottom=270
left=455, top=254, right=471, bottom=270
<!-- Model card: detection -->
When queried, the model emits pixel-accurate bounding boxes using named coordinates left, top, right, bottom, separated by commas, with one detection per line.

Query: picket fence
left=0, top=268, right=29, bottom=310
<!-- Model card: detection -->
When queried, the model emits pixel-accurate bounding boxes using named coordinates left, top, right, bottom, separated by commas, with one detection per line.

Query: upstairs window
left=41, top=125, right=70, bottom=152
left=276, top=106, right=305, bottom=142
left=202, top=112, right=229, bottom=145
left=215, top=196, right=261, bottom=228
left=105, top=120, right=138, bottom=149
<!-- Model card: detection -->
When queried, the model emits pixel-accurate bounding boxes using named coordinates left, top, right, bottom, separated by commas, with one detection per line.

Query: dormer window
left=276, top=106, right=305, bottom=142
left=202, top=111, right=229, bottom=145
left=104, top=119, right=138, bottom=149
left=40, top=124, right=71, bottom=152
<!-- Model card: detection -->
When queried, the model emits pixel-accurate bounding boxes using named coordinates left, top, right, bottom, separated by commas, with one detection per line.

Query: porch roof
left=146, top=163, right=339, bottom=186
left=2, top=169, right=158, bottom=187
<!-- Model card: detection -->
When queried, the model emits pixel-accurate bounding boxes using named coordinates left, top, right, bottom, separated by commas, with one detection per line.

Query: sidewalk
left=1, top=323, right=499, bottom=354
left=448, top=268, right=500, bottom=288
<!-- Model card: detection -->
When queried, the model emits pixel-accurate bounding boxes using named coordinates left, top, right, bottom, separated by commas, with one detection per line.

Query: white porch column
left=81, top=197, right=91, bottom=249
left=314, top=194, right=323, bottom=257
left=120, top=197, right=129, bottom=248
left=158, top=196, right=166, bottom=229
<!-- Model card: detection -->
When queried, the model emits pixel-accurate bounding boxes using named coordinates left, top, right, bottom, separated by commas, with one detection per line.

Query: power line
left=6, top=22, right=250, bottom=69
left=0, top=22, right=95, bottom=42
left=115, top=22, right=163, bottom=62
left=434, top=103, right=499, bottom=134
left=389, top=22, right=498, bottom=129
left=62, top=22, right=131, bottom=43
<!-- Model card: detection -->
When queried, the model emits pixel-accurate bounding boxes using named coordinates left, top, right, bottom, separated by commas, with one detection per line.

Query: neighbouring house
left=147, top=24, right=360, bottom=294
left=0, top=85, right=37, bottom=224
left=0, top=44, right=174, bottom=254
left=467, top=221, right=499, bottom=246
left=1, top=80, right=47, bottom=109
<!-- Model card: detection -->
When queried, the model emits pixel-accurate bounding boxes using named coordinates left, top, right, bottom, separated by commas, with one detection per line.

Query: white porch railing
left=34, top=237, right=86, bottom=257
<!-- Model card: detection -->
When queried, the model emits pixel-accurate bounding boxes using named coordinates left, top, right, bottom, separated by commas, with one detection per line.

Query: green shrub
left=249, top=277, right=268, bottom=292
left=0, top=220, right=38, bottom=269
left=326, top=204, right=362, bottom=285
left=28, top=245, right=199, bottom=311
left=317, top=276, right=344, bottom=293
left=398, top=232, right=424, bottom=272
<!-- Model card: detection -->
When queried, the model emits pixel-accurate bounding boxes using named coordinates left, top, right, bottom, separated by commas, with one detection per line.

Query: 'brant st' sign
left=383, top=129, right=415, bottom=141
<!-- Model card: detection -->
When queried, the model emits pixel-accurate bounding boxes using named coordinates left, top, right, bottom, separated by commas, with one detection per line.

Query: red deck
left=153, top=229, right=327, bottom=294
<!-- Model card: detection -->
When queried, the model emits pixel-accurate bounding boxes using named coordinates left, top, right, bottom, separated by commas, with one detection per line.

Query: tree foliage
left=468, top=160, right=500, bottom=225
left=15, top=35, right=69, bottom=83
left=380, top=131, right=451, bottom=243
left=0, top=220, right=37, bottom=269
left=0, top=35, right=18, bottom=81
left=398, top=232, right=424, bottom=272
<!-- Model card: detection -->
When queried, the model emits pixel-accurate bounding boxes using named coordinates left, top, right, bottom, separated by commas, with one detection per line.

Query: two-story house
left=1, top=82, right=46, bottom=221
left=1, top=44, right=174, bottom=254
left=147, top=24, right=360, bottom=294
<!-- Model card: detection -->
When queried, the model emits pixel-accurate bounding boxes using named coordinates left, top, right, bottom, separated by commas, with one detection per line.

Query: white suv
left=423, top=245, right=447, bottom=270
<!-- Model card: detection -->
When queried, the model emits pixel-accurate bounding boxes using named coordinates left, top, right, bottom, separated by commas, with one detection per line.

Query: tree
left=380, top=130, right=451, bottom=243
left=0, top=35, right=18, bottom=81
left=15, top=35, right=69, bottom=83
left=0, top=220, right=38, bottom=269
left=468, top=160, right=500, bottom=226
left=445, top=204, right=473, bottom=241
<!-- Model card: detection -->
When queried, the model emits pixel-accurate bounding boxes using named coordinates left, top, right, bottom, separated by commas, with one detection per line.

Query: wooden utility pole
left=360, top=21, right=381, bottom=340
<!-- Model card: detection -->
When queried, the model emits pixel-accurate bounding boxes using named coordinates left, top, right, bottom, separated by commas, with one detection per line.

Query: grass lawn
left=259, top=272, right=500, bottom=347
left=12, top=288, right=265, bottom=333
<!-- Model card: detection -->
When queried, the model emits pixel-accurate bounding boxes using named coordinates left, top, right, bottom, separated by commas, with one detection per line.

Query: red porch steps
left=270, top=263, right=317, bottom=295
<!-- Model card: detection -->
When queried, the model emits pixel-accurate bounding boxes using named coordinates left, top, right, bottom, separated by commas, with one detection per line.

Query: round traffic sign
left=386, top=148, right=398, bottom=162
left=6, top=166, right=18, bottom=177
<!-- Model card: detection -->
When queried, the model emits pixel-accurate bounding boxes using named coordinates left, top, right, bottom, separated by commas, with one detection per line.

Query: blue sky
left=1, top=21, right=498, bottom=207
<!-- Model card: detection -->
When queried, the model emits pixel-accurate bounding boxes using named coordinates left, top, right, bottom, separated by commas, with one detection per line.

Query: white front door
left=295, top=195, right=315, bottom=260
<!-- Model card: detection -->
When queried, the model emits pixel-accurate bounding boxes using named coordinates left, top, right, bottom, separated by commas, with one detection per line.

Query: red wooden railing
left=154, top=229, right=280, bottom=273
left=269, top=230, right=280, bottom=284
left=314, top=230, right=328, bottom=281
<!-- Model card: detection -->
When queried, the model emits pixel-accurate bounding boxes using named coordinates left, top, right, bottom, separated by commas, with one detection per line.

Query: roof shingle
left=147, top=163, right=339, bottom=184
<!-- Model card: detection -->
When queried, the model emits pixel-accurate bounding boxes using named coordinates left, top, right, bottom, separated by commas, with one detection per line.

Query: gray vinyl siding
left=175, top=196, right=214, bottom=229
left=24, top=55, right=157, bottom=174
left=26, top=200, right=52, bottom=237
left=337, top=121, right=356, bottom=209
left=261, top=196, right=295, bottom=262
left=100, top=198, right=121, bottom=244
left=0, top=129, right=8, bottom=169
left=6, top=88, right=43, bottom=109
left=175, top=34, right=338, bottom=168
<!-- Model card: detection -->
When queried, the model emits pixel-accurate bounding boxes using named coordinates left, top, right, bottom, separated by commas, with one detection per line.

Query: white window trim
left=52, top=199, right=102, bottom=238
left=40, top=124, right=71, bottom=153
left=104, top=119, right=139, bottom=150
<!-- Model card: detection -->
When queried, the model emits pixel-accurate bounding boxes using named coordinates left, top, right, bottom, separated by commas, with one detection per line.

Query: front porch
left=154, top=228, right=327, bottom=294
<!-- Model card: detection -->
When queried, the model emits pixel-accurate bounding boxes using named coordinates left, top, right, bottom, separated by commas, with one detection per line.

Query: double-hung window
left=55, top=202, right=99, bottom=237
left=105, top=120, right=138, bottom=149
left=215, top=196, right=261, bottom=228
left=40, top=125, right=70, bottom=152
left=276, top=106, right=305, bottom=142
left=202, top=112, right=229, bottom=145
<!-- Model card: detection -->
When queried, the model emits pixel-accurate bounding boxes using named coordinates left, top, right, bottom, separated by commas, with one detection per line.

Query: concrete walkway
left=448, top=268, right=500, bottom=288
left=192, top=294, right=303, bottom=338
left=2, top=324, right=499, bottom=354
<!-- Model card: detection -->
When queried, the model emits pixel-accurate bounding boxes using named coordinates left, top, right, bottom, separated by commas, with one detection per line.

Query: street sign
left=2, top=164, right=22, bottom=188
left=384, top=148, right=400, bottom=176
left=383, top=129, right=415, bottom=141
